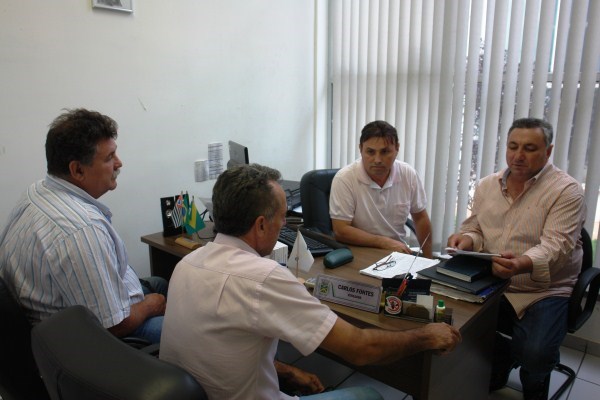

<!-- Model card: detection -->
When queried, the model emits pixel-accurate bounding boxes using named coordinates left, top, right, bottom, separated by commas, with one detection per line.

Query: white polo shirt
left=329, top=159, right=427, bottom=242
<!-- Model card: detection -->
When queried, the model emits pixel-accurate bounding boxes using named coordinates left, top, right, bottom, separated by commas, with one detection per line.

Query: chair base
left=550, top=363, right=576, bottom=400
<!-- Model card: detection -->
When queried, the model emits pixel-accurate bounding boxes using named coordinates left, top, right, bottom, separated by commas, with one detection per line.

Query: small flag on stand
left=185, top=196, right=206, bottom=234
left=172, top=192, right=185, bottom=229
left=287, top=230, right=314, bottom=277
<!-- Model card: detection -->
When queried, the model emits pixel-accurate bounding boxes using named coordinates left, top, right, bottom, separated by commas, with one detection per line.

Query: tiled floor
left=489, top=345, right=600, bottom=400
left=277, top=341, right=600, bottom=399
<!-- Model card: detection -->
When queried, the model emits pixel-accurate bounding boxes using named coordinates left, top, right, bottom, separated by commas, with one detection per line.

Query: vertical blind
left=329, top=0, right=600, bottom=265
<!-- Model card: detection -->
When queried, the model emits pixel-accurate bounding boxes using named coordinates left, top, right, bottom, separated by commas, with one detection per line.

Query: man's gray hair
left=508, top=118, right=553, bottom=148
left=212, top=164, right=282, bottom=237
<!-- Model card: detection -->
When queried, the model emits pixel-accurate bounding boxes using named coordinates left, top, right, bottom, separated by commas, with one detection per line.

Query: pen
left=396, top=232, right=430, bottom=297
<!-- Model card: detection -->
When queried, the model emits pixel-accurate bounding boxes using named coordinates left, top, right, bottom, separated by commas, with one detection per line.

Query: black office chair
left=0, top=277, right=50, bottom=400
left=299, top=168, right=339, bottom=235
left=31, top=305, right=207, bottom=400
left=299, top=168, right=417, bottom=236
left=550, top=227, right=600, bottom=400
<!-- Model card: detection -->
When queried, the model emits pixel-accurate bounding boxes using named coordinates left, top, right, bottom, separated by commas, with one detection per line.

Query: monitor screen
left=227, top=140, right=249, bottom=169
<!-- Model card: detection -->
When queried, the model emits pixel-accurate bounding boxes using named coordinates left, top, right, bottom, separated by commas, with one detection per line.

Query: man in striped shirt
left=0, top=108, right=166, bottom=343
left=448, top=118, right=586, bottom=400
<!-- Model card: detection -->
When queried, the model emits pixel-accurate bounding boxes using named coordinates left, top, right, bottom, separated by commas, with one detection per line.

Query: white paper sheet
left=360, top=252, right=440, bottom=279
left=444, top=248, right=501, bottom=260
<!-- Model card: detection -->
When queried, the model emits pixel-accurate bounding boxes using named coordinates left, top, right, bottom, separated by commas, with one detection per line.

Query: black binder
left=436, top=255, right=491, bottom=282
left=418, top=262, right=506, bottom=294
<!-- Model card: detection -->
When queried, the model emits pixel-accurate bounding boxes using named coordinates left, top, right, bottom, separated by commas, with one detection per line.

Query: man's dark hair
left=212, top=164, right=282, bottom=236
left=359, top=120, right=399, bottom=146
left=45, top=108, right=118, bottom=177
left=508, top=118, right=553, bottom=148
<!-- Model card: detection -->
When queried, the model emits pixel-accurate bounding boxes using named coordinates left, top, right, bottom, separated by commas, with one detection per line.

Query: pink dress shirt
left=459, top=163, right=585, bottom=318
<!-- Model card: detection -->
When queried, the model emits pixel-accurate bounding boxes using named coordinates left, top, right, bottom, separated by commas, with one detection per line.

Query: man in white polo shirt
left=330, top=120, right=432, bottom=258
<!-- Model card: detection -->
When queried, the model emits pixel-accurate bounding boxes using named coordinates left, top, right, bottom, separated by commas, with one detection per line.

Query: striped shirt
left=0, top=175, right=144, bottom=328
left=459, top=163, right=585, bottom=318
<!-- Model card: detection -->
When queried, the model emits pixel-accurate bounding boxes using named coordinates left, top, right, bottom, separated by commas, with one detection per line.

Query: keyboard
left=278, top=226, right=338, bottom=257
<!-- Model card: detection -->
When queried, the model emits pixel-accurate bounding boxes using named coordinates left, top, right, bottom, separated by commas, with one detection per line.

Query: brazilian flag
left=184, top=196, right=206, bottom=234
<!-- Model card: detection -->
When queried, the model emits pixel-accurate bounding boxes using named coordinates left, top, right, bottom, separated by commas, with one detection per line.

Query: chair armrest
left=139, top=343, right=160, bottom=356
left=406, top=218, right=416, bottom=235
left=568, top=267, right=600, bottom=332
left=122, top=337, right=159, bottom=356
left=122, top=336, right=152, bottom=348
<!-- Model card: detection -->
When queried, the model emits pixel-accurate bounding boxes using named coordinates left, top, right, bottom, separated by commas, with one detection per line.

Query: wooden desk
left=301, top=246, right=503, bottom=400
left=140, top=223, right=215, bottom=281
left=140, top=232, right=502, bottom=399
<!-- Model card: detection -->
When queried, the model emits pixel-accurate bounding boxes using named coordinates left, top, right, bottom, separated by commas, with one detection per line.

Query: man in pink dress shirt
left=448, top=118, right=586, bottom=400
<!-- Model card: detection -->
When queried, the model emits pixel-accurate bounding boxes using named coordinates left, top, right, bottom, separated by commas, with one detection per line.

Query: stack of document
left=444, top=248, right=500, bottom=259
left=360, top=252, right=440, bottom=279
left=418, top=264, right=504, bottom=293
left=429, top=281, right=507, bottom=303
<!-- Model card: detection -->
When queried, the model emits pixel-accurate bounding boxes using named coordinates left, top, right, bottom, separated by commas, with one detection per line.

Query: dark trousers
left=492, top=296, right=569, bottom=400
left=139, top=276, right=168, bottom=297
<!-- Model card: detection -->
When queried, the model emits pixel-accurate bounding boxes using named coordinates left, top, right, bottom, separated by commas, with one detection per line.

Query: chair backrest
left=580, top=227, right=593, bottom=273
left=0, top=277, right=50, bottom=400
left=567, top=227, right=600, bottom=332
left=299, top=169, right=339, bottom=235
left=31, top=305, right=207, bottom=400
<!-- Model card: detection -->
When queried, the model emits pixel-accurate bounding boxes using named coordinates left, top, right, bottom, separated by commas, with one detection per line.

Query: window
left=327, top=0, right=600, bottom=259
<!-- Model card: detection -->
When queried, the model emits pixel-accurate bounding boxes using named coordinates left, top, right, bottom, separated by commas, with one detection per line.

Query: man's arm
left=490, top=183, right=584, bottom=281
left=332, top=218, right=411, bottom=253
left=107, top=293, right=166, bottom=338
left=447, top=233, right=474, bottom=250
left=411, top=209, right=433, bottom=258
left=523, top=184, right=585, bottom=280
left=319, top=317, right=461, bottom=366
left=491, top=253, right=533, bottom=279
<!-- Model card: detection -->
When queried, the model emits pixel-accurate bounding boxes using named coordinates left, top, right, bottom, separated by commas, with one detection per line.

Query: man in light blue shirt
left=0, top=108, right=166, bottom=343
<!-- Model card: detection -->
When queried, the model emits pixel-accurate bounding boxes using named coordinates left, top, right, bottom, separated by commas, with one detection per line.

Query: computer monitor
left=227, top=140, right=249, bottom=169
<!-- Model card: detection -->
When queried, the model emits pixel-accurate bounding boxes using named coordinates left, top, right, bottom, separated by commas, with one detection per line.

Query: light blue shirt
left=0, top=175, right=144, bottom=328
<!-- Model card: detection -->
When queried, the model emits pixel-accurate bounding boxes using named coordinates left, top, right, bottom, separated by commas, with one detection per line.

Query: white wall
left=0, top=0, right=319, bottom=276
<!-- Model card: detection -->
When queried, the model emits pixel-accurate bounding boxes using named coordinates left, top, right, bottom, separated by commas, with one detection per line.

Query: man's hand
left=108, top=293, right=166, bottom=338
left=447, top=234, right=473, bottom=250
left=491, top=253, right=532, bottom=279
left=275, top=361, right=324, bottom=395
left=421, top=322, right=462, bottom=356
left=143, top=293, right=167, bottom=317
left=332, top=219, right=412, bottom=254
left=379, top=236, right=411, bottom=254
